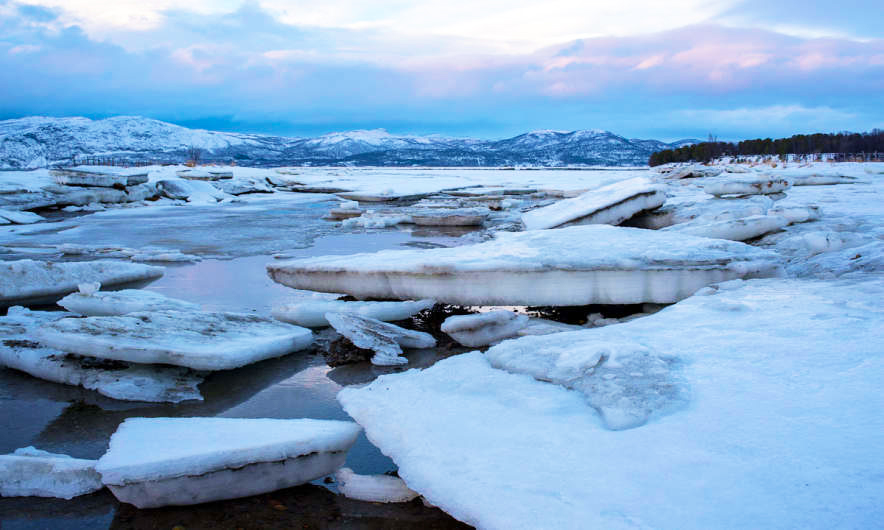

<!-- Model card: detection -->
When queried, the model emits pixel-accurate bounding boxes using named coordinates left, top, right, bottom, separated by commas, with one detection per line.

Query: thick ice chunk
left=268, top=225, right=782, bottom=306
left=441, top=311, right=529, bottom=347
left=663, top=165, right=723, bottom=179
left=156, top=179, right=228, bottom=203
left=410, top=208, right=489, bottom=226
left=58, top=288, right=200, bottom=316
left=790, top=174, right=857, bottom=186
left=0, top=259, right=164, bottom=308
left=334, top=468, right=419, bottom=503
left=663, top=215, right=789, bottom=241
left=768, top=203, right=822, bottom=224
left=0, top=447, right=103, bottom=499
left=212, top=176, right=273, bottom=195
left=96, top=417, right=361, bottom=508
left=35, top=310, right=313, bottom=371
left=325, top=312, right=436, bottom=366
left=50, top=166, right=149, bottom=188
left=0, top=208, right=45, bottom=224
left=176, top=168, right=234, bottom=181
left=338, top=278, right=884, bottom=529
left=703, top=175, right=792, bottom=196
left=272, top=299, right=434, bottom=328
left=521, top=177, right=665, bottom=230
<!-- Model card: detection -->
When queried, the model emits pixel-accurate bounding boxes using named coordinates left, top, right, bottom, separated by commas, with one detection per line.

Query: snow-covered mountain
left=0, top=116, right=696, bottom=169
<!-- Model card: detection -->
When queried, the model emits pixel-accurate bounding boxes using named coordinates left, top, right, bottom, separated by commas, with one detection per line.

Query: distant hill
left=0, top=116, right=697, bottom=169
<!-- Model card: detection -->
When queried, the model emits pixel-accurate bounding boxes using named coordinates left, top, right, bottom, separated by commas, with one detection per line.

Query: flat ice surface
left=326, top=312, right=436, bottom=366
left=273, top=299, right=434, bottom=328
left=521, top=177, right=665, bottom=230
left=441, top=311, right=529, bottom=347
left=268, top=225, right=781, bottom=305
left=96, top=417, right=361, bottom=485
left=334, top=467, right=419, bottom=503
left=0, top=259, right=164, bottom=308
left=58, top=288, right=200, bottom=316
left=35, top=310, right=314, bottom=371
left=339, top=277, right=884, bottom=529
left=0, top=447, right=103, bottom=499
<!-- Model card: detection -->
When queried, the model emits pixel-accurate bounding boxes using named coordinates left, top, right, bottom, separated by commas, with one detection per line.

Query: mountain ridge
left=0, top=116, right=696, bottom=169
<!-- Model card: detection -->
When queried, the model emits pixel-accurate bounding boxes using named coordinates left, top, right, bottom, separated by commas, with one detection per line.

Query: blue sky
left=0, top=0, right=882, bottom=140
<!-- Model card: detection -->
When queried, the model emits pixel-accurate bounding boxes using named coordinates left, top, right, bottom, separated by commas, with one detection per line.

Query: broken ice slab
left=334, top=468, right=419, bottom=503
left=0, top=447, right=103, bottom=499
left=0, top=307, right=205, bottom=403
left=34, top=310, right=314, bottom=371
left=440, top=310, right=529, bottom=347
left=663, top=214, right=789, bottom=242
left=175, top=168, right=234, bottom=181
left=337, top=277, right=884, bottom=529
left=58, top=287, right=200, bottom=316
left=156, top=179, right=228, bottom=203
left=521, top=177, right=665, bottom=230
left=96, top=417, right=361, bottom=508
left=212, top=176, right=273, bottom=195
left=0, top=259, right=164, bottom=308
left=410, top=208, right=489, bottom=227
left=0, top=208, right=45, bottom=225
left=325, top=312, right=436, bottom=366
left=660, top=165, right=723, bottom=179
left=272, top=299, right=434, bottom=328
left=50, top=166, right=149, bottom=188
left=703, top=175, right=792, bottom=196
left=267, top=225, right=782, bottom=306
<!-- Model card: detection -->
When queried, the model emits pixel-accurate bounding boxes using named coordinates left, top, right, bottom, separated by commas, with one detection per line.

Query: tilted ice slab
left=59, top=286, right=200, bottom=316
left=268, top=225, right=782, bottom=306
left=663, top=214, right=789, bottom=242
left=272, top=299, right=434, bottom=328
left=521, top=177, right=665, bottom=230
left=334, top=468, right=419, bottom=503
left=0, top=307, right=204, bottom=403
left=0, top=447, right=103, bottom=499
left=326, top=312, right=436, bottom=366
left=441, top=311, right=529, bottom=347
left=96, top=417, right=361, bottom=508
left=0, top=208, right=44, bottom=225
left=703, top=175, right=792, bottom=196
left=51, top=166, right=149, bottom=188
left=0, top=259, right=164, bottom=308
left=35, top=310, right=313, bottom=371
left=338, top=278, right=884, bottom=529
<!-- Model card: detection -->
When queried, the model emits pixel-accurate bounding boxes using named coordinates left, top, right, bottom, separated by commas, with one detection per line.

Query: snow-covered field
left=1, top=161, right=882, bottom=528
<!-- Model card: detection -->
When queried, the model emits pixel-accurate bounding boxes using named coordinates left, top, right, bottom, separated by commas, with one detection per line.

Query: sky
left=0, top=0, right=882, bottom=141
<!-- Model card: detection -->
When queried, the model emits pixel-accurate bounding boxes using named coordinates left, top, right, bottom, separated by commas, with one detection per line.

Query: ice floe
left=35, top=310, right=313, bottom=370
left=156, top=179, right=228, bottom=203
left=663, top=214, right=789, bottom=241
left=50, top=166, right=149, bottom=188
left=96, top=417, right=361, bottom=508
left=0, top=208, right=44, bottom=225
left=176, top=168, right=234, bottom=181
left=0, top=259, right=164, bottom=308
left=334, top=468, right=419, bottom=503
left=58, top=285, right=200, bottom=316
left=521, top=177, right=665, bottom=230
left=272, top=299, right=434, bottom=328
left=339, top=277, right=884, bottom=529
left=0, top=447, right=103, bottom=499
left=268, top=225, right=781, bottom=306
left=441, top=310, right=529, bottom=347
left=325, top=312, right=436, bottom=366
left=703, top=175, right=792, bottom=196
left=410, top=208, right=489, bottom=226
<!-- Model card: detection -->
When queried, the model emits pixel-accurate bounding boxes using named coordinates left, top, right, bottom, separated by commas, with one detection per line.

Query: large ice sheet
left=0, top=259, right=164, bottom=308
left=268, top=225, right=782, bottom=305
left=96, top=417, right=360, bottom=507
left=339, top=278, right=884, bottom=529
left=0, top=447, right=103, bottom=499
left=35, top=310, right=313, bottom=371
left=58, top=286, right=200, bottom=316
left=272, top=299, right=434, bottom=328
left=521, top=177, right=665, bottom=230
left=326, top=312, right=436, bottom=366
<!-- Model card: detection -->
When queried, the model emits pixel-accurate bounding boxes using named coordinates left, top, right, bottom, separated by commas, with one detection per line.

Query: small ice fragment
left=0, top=447, right=102, bottom=499
left=334, top=468, right=419, bottom=503
left=325, top=312, right=435, bottom=366
left=78, top=282, right=101, bottom=296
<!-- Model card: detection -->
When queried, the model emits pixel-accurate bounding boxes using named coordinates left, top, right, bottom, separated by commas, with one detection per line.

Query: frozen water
left=334, top=468, right=419, bottom=503
left=35, top=310, right=314, bottom=371
left=58, top=287, right=200, bottom=316
left=0, top=259, right=164, bottom=308
left=339, top=277, right=884, bottom=529
left=703, top=175, right=792, bottom=196
left=51, top=166, right=149, bottom=188
left=325, top=312, right=436, bottom=366
left=663, top=214, right=789, bottom=241
left=272, top=299, right=434, bottom=328
left=0, top=446, right=102, bottom=499
left=521, top=177, right=665, bottom=230
left=441, top=311, right=529, bottom=347
left=268, top=225, right=782, bottom=305
left=96, top=417, right=361, bottom=508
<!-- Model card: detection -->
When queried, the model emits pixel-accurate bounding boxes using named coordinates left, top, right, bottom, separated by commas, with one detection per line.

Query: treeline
left=649, top=130, right=884, bottom=166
